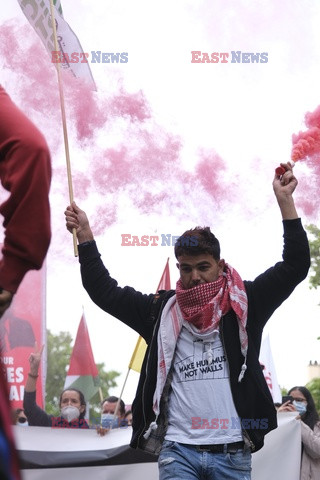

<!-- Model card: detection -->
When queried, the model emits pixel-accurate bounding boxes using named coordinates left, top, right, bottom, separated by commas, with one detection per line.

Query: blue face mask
left=293, top=400, right=307, bottom=416
left=101, top=413, right=119, bottom=429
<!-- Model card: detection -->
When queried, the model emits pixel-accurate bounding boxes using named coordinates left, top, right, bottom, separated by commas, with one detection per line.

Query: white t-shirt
left=165, top=324, right=243, bottom=444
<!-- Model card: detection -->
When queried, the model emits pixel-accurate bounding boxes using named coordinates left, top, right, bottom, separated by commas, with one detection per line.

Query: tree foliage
left=45, top=330, right=120, bottom=420
left=45, top=330, right=72, bottom=415
left=306, top=224, right=320, bottom=289
left=306, top=377, right=320, bottom=414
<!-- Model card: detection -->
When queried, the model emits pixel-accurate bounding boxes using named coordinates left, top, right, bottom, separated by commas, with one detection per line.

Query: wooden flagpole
left=98, top=387, right=104, bottom=404
left=49, top=0, right=78, bottom=256
left=113, top=367, right=130, bottom=420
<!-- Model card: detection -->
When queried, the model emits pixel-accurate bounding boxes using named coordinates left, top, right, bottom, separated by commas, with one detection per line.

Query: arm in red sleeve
left=0, top=86, right=52, bottom=294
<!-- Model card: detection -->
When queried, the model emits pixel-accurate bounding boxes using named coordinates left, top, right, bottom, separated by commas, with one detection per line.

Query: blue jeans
left=158, top=441, right=251, bottom=480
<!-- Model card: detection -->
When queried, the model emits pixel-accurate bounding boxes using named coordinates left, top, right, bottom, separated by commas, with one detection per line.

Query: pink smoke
left=0, top=18, right=242, bottom=255
left=110, top=88, right=151, bottom=122
left=291, top=105, right=320, bottom=217
left=195, top=151, right=227, bottom=202
left=292, top=105, right=320, bottom=161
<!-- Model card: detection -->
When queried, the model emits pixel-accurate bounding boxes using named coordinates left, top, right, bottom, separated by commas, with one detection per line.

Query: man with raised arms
left=65, top=163, right=310, bottom=480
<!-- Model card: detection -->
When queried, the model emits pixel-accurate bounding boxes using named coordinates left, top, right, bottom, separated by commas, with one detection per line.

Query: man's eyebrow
left=179, top=261, right=212, bottom=267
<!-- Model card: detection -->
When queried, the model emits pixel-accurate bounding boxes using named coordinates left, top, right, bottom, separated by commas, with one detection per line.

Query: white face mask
left=17, top=419, right=29, bottom=427
left=101, top=413, right=119, bottom=429
left=61, top=406, right=80, bottom=422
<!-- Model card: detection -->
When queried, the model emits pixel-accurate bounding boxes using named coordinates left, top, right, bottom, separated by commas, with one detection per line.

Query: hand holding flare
left=275, top=160, right=295, bottom=176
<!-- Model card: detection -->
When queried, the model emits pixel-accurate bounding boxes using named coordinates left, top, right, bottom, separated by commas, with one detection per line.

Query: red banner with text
left=0, top=264, right=46, bottom=410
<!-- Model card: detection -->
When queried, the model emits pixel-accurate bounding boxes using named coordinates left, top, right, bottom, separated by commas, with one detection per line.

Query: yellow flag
left=128, top=336, right=148, bottom=373
left=128, top=258, right=171, bottom=373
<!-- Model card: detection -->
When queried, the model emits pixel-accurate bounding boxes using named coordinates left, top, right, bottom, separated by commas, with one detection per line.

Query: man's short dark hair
left=101, top=396, right=126, bottom=416
left=174, top=227, right=220, bottom=260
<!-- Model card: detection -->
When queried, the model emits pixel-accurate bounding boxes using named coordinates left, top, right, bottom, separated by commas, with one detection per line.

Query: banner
left=64, top=315, right=100, bottom=401
left=14, top=412, right=301, bottom=480
left=17, top=0, right=96, bottom=89
left=0, top=265, right=46, bottom=410
left=252, top=412, right=301, bottom=480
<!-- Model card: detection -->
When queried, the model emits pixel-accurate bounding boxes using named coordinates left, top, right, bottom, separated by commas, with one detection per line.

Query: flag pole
left=98, top=387, right=104, bottom=403
left=113, top=368, right=130, bottom=419
left=113, top=336, right=146, bottom=420
left=49, top=0, right=78, bottom=256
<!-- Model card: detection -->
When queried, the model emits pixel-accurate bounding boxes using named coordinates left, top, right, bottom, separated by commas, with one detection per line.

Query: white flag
left=259, top=335, right=282, bottom=404
left=17, top=0, right=96, bottom=89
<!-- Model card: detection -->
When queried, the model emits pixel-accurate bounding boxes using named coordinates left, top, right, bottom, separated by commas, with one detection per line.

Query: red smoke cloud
left=291, top=105, right=320, bottom=217
left=0, top=19, right=236, bottom=239
left=6, top=17, right=314, bottom=251
left=292, top=106, right=320, bottom=162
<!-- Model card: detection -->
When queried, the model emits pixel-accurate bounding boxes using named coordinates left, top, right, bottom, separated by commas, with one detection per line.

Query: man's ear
left=218, top=259, right=225, bottom=274
left=176, top=262, right=180, bottom=270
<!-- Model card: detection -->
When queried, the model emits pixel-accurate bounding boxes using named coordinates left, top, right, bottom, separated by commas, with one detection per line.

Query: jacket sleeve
left=245, top=218, right=310, bottom=331
left=23, top=390, right=51, bottom=427
left=301, top=421, right=320, bottom=459
left=78, top=241, right=158, bottom=341
left=0, top=86, right=51, bottom=293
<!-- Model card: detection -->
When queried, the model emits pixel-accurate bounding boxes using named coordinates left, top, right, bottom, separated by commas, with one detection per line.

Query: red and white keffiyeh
left=176, top=264, right=248, bottom=353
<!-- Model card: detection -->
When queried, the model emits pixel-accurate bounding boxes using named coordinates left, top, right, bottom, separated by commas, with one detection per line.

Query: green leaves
left=306, top=224, right=320, bottom=290
left=306, top=378, right=320, bottom=414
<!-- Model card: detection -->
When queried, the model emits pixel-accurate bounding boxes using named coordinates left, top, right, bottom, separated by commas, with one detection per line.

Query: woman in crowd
left=23, top=343, right=89, bottom=429
left=278, top=386, right=320, bottom=480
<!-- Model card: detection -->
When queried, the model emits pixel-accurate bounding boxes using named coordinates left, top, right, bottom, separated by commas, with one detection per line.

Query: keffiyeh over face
left=176, top=263, right=248, bottom=359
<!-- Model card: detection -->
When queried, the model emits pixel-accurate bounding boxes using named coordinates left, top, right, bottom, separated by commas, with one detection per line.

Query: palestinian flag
left=64, top=315, right=99, bottom=401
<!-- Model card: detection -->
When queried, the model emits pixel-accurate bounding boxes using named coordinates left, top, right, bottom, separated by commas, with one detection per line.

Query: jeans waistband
left=195, top=441, right=244, bottom=453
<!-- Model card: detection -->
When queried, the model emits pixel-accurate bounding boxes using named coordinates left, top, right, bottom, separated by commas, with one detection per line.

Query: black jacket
left=79, top=219, right=310, bottom=453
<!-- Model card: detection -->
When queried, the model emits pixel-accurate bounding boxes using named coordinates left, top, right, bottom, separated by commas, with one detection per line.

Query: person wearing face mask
left=278, top=386, right=320, bottom=479
left=101, top=396, right=126, bottom=429
left=96, top=396, right=128, bottom=436
left=12, top=409, right=28, bottom=427
left=23, top=343, right=89, bottom=428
